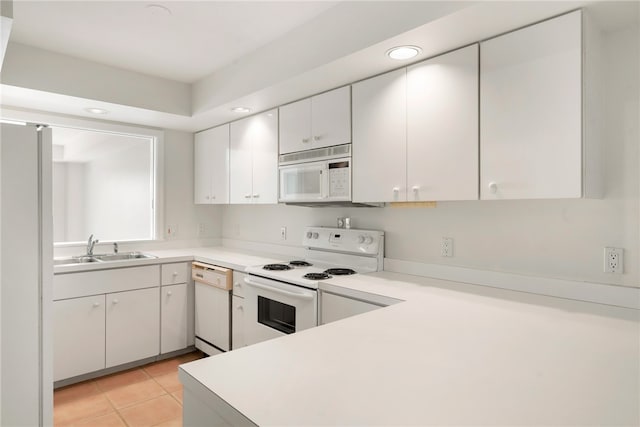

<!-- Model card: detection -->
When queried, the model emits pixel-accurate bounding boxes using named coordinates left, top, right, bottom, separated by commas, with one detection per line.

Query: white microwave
left=279, top=157, right=351, bottom=203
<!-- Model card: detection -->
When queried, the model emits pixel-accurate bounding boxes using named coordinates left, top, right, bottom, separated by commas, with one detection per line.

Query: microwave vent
left=279, top=144, right=351, bottom=165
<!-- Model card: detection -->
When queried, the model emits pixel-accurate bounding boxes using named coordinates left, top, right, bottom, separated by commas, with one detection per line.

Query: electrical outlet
left=197, top=223, right=206, bottom=237
left=441, top=237, right=453, bottom=257
left=280, top=226, right=287, bottom=240
left=166, top=224, right=178, bottom=238
left=604, top=247, right=623, bottom=274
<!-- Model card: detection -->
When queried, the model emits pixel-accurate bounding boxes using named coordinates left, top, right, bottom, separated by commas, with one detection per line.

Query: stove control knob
left=358, top=235, right=365, bottom=244
left=306, top=231, right=313, bottom=239
left=312, top=232, right=319, bottom=239
left=364, top=236, right=373, bottom=245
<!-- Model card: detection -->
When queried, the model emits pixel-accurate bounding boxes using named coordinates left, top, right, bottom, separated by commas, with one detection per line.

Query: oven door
left=279, top=160, right=328, bottom=202
left=243, top=275, right=318, bottom=346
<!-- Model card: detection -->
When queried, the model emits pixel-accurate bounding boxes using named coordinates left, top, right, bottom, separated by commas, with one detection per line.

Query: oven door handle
left=244, top=277, right=315, bottom=300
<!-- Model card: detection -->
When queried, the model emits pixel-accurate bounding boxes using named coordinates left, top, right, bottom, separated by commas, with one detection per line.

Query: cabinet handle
left=167, top=291, right=173, bottom=296
left=112, top=299, right=119, bottom=305
left=212, top=195, right=216, bottom=200
left=412, top=186, right=420, bottom=192
left=313, top=136, right=321, bottom=141
left=302, top=138, right=310, bottom=143
left=488, top=182, right=498, bottom=194
left=393, top=187, right=399, bottom=193
left=252, top=194, right=260, bottom=198
left=172, top=271, right=178, bottom=276
left=93, top=302, right=100, bottom=308
left=244, top=194, right=251, bottom=199
left=205, top=195, right=210, bottom=200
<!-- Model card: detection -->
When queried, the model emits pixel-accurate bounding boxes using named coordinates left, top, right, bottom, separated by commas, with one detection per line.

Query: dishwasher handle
left=244, top=276, right=315, bottom=301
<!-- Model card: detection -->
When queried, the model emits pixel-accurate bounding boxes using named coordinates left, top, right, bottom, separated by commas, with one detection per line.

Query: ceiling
left=1, top=1, right=639, bottom=132
left=10, top=1, right=338, bottom=83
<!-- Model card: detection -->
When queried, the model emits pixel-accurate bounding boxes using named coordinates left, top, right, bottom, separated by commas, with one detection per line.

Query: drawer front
left=232, top=271, right=247, bottom=297
left=161, top=262, right=190, bottom=286
left=53, top=265, right=160, bottom=300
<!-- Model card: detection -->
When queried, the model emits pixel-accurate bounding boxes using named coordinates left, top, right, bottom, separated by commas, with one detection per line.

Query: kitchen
left=1, top=1, right=639, bottom=426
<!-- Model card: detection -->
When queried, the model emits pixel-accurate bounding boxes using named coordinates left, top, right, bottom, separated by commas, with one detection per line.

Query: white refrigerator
left=0, top=123, right=53, bottom=426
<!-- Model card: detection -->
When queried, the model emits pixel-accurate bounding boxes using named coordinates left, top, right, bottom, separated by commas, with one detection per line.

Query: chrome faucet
left=86, top=234, right=99, bottom=256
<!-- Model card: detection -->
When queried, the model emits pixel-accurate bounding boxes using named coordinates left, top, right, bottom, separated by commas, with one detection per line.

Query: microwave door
left=279, top=162, right=326, bottom=202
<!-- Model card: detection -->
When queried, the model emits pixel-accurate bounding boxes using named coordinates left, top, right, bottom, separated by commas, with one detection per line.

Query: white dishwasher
left=192, top=262, right=232, bottom=355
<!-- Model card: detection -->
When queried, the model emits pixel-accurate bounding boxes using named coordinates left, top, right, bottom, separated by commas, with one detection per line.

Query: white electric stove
left=243, top=226, right=384, bottom=345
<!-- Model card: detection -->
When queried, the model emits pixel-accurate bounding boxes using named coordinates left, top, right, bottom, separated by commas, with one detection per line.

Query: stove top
left=245, top=226, right=384, bottom=289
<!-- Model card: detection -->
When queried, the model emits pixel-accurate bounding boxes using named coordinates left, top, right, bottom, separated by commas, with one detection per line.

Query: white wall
left=221, top=23, right=640, bottom=288
left=163, top=129, right=222, bottom=242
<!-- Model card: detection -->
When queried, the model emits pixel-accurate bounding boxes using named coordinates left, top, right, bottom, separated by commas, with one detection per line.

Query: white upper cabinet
left=279, top=86, right=351, bottom=154
left=194, top=124, right=229, bottom=204
left=353, top=45, right=479, bottom=203
left=279, top=98, right=312, bottom=154
left=480, top=11, right=582, bottom=200
left=407, top=44, right=479, bottom=201
left=230, top=109, right=278, bottom=204
left=353, top=68, right=407, bottom=203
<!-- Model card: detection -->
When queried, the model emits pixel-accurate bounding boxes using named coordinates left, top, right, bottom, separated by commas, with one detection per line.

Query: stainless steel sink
left=93, top=252, right=157, bottom=261
left=54, top=252, right=157, bottom=266
left=53, top=256, right=103, bottom=266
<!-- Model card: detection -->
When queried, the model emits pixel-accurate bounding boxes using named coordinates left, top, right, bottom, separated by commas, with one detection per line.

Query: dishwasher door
left=192, top=262, right=232, bottom=354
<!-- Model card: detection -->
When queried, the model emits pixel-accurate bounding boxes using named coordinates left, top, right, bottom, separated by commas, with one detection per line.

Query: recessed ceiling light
left=386, top=45, right=422, bottom=60
left=231, top=107, right=251, bottom=113
left=145, top=4, right=172, bottom=16
left=85, top=107, right=109, bottom=115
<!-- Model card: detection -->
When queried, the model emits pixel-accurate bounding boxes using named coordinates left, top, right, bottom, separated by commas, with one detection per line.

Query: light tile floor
left=54, top=351, right=204, bottom=426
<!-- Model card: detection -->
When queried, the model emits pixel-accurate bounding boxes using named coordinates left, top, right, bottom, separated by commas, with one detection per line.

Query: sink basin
left=54, top=252, right=157, bottom=266
left=53, top=256, right=103, bottom=266
left=93, top=252, right=157, bottom=261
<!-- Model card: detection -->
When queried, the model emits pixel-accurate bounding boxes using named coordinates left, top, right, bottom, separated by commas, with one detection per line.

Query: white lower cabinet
left=161, top=283, right=188, bottom=354
left=231, top=295, right=245, bottom=349
left=320, top=292, right=383, bottom=325
left=53, top=295, right=106, bottom=382
left=106, top=287, right=160, bottom=368
left=53, top=263, right=194, bottom=383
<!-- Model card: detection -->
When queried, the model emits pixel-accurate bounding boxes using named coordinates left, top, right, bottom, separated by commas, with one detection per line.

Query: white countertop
left=180, top=270, right=640, bottom=426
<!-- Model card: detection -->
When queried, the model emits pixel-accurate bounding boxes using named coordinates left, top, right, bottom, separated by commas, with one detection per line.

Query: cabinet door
left=195, top=283, right=230, bottom=351
left=250, top=109, right=279, bottom=204
left=311, top=86, right=351, bottom=149
left=209, top=124, right=230, bottom=203
left=229, top=117, right=255, bottom=204
left=161, top=283, right=188, bottom=354
left=407, top=44, right=479, bottom=201
left=231, top=295, right=245, bottom=350
left=352, top=68, right=407, bottom=202
left=195, top=126, right=228, bottom=204
left=53, top=295, right=106, bottom=381
left=320, top=292, right=380, bottom=325
left=106, top=287, right=160, bottom=368
left=279, top=98, right=311, bottom=154
left=480, top=11, right=582, bottom=199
